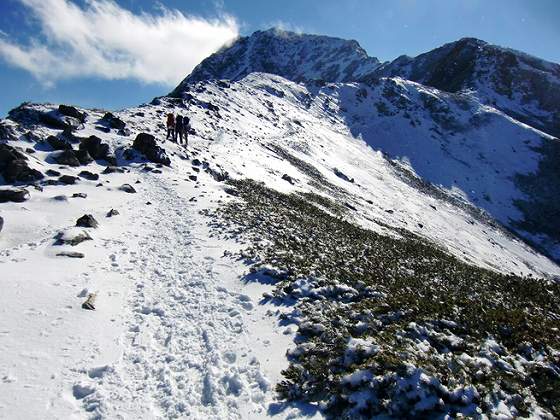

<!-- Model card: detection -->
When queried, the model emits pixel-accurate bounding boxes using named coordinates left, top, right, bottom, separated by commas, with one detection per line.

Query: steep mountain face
left=375, top=37, right=560, bottom=138
left=171, top=30, right=560, bottom=260
left=1, top=29, right=560, bottom=419
left=172, top=28, right=381, bottom=92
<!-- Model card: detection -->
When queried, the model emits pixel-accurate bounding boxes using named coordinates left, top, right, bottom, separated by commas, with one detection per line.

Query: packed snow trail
left=0, top=147, right=304, bottom=420
left=77, top=173, right=273, bottom=419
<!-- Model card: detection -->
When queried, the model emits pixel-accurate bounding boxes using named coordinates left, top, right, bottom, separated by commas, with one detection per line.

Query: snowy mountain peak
left=171, top=27, right=381, bottom=94
left=376, top=36, right=560, bottom=137
left=454, top=36, right=488, bottom=47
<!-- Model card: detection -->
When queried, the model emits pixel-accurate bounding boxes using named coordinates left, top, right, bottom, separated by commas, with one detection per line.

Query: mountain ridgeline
left=171, top=28, right=560, bottom=260
left=174, top=29, right=560, bottom=139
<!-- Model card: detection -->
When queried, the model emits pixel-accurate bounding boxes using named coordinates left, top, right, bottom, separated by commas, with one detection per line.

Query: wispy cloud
left=0, top=0, right=239, bottom=86
left=263, top=20, right=306, bottom=34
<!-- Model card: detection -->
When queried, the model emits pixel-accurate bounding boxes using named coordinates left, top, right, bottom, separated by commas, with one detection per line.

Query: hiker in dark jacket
left=166, top=113, right=175, bottom=140
left=175, top=115, right=184, bottom=144
left=183, top=116, right=190, bottom=147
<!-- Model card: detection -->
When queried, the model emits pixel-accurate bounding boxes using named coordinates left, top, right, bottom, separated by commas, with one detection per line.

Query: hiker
left=183, top=116, right=191, bottom=147
left=175, top=114, right=184, bottom=144
left=166, top=113, right=175, bottom=141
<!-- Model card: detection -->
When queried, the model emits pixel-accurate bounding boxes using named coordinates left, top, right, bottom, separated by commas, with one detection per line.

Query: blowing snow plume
left=0, top=0, right=239, bottom=86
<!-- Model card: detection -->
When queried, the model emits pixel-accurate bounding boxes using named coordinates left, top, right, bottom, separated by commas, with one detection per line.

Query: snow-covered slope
left=172, top=72, right=560, bottom=261
left=1, top=29, right=559, bottom=419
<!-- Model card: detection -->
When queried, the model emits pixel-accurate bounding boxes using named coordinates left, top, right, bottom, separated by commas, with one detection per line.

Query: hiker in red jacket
left=166, top=113, right=175, bottom=140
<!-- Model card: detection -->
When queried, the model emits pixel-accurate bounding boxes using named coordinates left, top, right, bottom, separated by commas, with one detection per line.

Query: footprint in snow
left=2, top=374, right=17, bottom=383
left=87, top=365, right=113, bottom=379
left=24, top=308, right=48, bottom=317
left=237, top=294, right=254, bottom=311
left=72, top=382, right=96, bottom=400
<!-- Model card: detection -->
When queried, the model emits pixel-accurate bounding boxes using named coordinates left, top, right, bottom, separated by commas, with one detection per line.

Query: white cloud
left=0, top=0, right=239, bottom=86
left=263, top=20, right=306, bottom=35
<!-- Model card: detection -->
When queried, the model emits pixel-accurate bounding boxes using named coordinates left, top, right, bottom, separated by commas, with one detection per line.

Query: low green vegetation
left=210, top=179, right=560, bottom=418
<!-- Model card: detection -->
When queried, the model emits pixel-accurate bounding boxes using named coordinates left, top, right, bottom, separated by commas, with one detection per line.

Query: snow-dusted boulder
left=100, top=112, right=126, bottom=130
left=0, top=144, right=43, bottom=183
left=0, top=187, right=29, bottom=203
left=46, top=135, right=72, bottom=151
left=132, top=133, right=170, bottom=166
left=79, top=135, right=111, bottom=161
left=53, top=150, right=81, bottom=167
left=76, top=214, right=98, bottom=228
left=54, top=228, right=92, bottom=246
left=58, top=105, right=86, bottom=123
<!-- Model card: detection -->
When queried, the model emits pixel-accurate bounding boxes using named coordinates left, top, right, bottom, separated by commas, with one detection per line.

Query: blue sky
left=0, top=0, right=558, bottom=117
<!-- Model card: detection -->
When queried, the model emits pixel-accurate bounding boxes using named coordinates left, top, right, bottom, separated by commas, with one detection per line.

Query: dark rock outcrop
left=132, top=133, right=170, bottom=166
left=61, top=127, right=80, bottom=143
left=107, top=209, right=119, bottom=217
left=334, top=168, right=354, bottom=183
left=0, top=144, right=44, bottom=183
left=0, top=143, right=24, bottom=164
left=54, top=230, right=92, bottom=246
left=205, top=165, right=229, bottom=182
left=100, top=112, right=126, bottom=130
left=75, top=150, right=93, bottom=165
left=59, top=175, right=78, bottom=185
left=0, top=188, right=30, bottom=203
left=3, top=160, right=44, bottom=183
left=7, top=104, right=80, bottom=131
left=282, top=174, right=295, bottom=184
left=58, top=105, right=86, bottom=123
left=0, top=216, right=3, bottom=233
left=40, top=111, right=81, bottom=131
left=78, top=170, right=99, bottom=181
left=57, top=251, right=85, bottom=258
left=79, top=135, right=110, bottom=160
left=0, top=143, right=43, bottom=183
left=53, top=150, right=81, bottom=167
left=0, top=122, right=17, bottom=141
left=76, top=214, right=99, bottom=228
left=22, top=131, right=41, bottom=143
left=46, top=135, right=73, bottom=151
left=46, top=169, right=61, bottom=177
left=102, top=166, right=126, bottom=174
left=118, top=184, right=136, bottom=194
